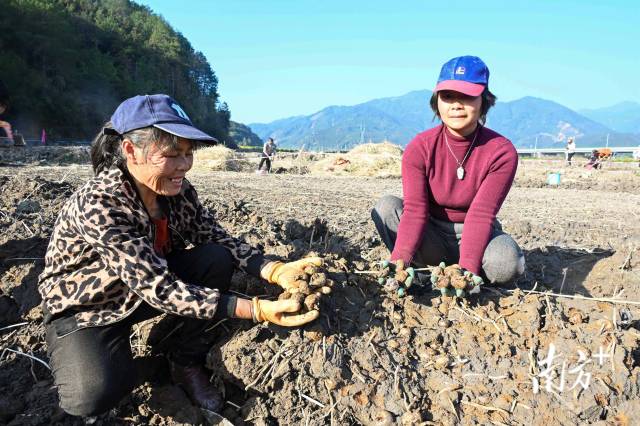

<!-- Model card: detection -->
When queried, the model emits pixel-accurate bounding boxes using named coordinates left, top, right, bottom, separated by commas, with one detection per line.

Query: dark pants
left=258, top=156, right=271, bottom=171
left=45, top=243, right=234, bottom=417
left=566, top=152, right=575, bottom=165
left=371, top=195, right=525, bottom=284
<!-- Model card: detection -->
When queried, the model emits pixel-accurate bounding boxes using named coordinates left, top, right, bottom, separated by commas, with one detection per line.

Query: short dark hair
left=429, top=88, right=497, bottom=125
left=90, top=122, right=182, bottom=175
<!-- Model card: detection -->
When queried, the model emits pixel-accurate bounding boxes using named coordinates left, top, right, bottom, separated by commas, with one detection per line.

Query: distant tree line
left=0, top=0, right=230, bottom=141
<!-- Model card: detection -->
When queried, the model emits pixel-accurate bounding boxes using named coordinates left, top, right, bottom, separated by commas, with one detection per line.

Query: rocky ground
left=0, top=149, right=639, bottom=425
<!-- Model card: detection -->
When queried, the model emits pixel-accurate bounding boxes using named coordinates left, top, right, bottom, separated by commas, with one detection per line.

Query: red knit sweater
left=391, top=124, right=518, bottom=274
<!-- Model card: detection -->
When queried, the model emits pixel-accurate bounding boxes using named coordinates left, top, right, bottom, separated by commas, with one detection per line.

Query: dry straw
left=310, top=141, right=403, bottom=177
left=193, top=146, right=250, bottom=172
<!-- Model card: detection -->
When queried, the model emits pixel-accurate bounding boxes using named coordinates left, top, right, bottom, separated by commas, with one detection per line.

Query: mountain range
left=248, top=91, right=640, bottom=150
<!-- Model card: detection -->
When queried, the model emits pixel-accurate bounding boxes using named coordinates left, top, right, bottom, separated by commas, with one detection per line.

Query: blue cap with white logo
left=110, top=94, right=217, bottom=143
left=435, top=56, right=489, bottom=97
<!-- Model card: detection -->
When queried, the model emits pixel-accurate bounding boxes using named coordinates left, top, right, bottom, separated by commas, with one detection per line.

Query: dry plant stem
left=524, top=281, right=538, bottom=296
left=225, top=401, right=242, bottom=410
left=245, top=342, right=287, bottom=391
left=4, top=257, right=44, bottom=261
left=205, top=318, right=228, bottom=332
left=545, top=294, right=564, bottom=330
left=322, top=336, right=326, bottom=362
left=352, top=266, right=434, bottom=275
left=156, top=322, right=184, bottom=346
left=0, top=330, right=17, bottom=344
left=457, top=305, right=503, bottom=334
left=507, top=289, right=640, bottom=306
left=324, top=381, right=336, bottom=425
left=393, top=364, right=401, bottom=398
left=1, top=348, right=51, bottom=370
left=228, top=290, right=252, bottom=299
left=461, top=400, right=510, bottom=416
left=462, top=373, right=508, bottom=380
left=349, top=361, right=367, bottom=384
left=20, top=221, right=34, bottom=236
left=299, top=392, right=325, bottom=408
left=619, top=246, right=634, bottom=270
left=559, top=267, right=568, bottom=294
left=29, top=351, right=37, bottom=382
left=0, top=322, right=28, bottom=332
left=610, top=341, right=616, bottom=374
left=320, top=400, right=340, bottom=423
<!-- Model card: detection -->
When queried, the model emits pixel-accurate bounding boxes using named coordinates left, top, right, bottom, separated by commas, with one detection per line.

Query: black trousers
left=45, top=243, right=234, bottom=417
left=258, top=156, right=271, bottom=171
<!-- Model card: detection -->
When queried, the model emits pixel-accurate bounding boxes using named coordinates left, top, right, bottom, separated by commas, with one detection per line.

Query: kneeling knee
left=59, top=374, right=133, bottom=417
left=485, top=254, right=525, bottom=284
left=483, top=236, right=525, bottom=284
left=371, top=195, right=403, bottom=225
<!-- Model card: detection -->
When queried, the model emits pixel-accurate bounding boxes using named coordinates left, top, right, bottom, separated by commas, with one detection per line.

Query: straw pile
left=310, top=141, right=403, bottom=177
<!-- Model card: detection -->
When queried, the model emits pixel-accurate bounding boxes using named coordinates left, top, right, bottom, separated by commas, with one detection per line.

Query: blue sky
left=140, top=0, right=639, bottom=124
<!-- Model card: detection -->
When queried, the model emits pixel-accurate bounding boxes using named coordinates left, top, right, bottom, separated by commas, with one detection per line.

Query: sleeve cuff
left=214, top=294, right=238, bottom=319
left=246, top=253, right=280, bottom=277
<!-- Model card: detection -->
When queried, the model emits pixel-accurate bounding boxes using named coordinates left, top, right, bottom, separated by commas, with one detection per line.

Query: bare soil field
left=1, top=148, right=639, bottom=425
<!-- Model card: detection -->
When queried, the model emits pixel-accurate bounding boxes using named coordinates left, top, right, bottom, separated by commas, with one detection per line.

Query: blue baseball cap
left=110, top=94, right=217, bottom=143
left=435, top=56, right=489, bottom=97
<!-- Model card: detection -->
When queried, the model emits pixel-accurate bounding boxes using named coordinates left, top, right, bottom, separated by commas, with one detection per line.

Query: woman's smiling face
left=127, top=137, right=194, bottom=197
left=437, top=90, right=482, bottom=137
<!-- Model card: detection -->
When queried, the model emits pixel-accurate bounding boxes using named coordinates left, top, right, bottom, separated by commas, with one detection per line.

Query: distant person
left=585, top=149, right=602, bottom=170
left=0, top=80, right=13, bottom=142
left=39, top=95, right=321, bottom=417
left=257, top=137, right=276, bottom=172
left=633, top=145, right=640, bottom=167
left=565, top=137, right=576, bottom=166
left=372, top=55, right=524, bottom=297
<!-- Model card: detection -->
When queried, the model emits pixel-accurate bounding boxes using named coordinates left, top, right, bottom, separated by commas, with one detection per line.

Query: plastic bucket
left=546, top=172, right=561, bottom=185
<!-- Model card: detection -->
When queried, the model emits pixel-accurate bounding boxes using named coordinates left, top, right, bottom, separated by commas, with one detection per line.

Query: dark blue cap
left=110, top=94, right=217, bottom=143
left=435, top=56, right=489, bottom=97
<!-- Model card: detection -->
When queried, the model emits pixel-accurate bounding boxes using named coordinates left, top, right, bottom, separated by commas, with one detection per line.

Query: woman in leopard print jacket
left=39, top=94, right=322, bottom=417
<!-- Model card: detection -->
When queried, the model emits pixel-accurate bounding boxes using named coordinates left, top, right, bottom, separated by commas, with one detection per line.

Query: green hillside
left=228, top=121, right=262, bottom=148
left=0, top=0, right=229, bottom=141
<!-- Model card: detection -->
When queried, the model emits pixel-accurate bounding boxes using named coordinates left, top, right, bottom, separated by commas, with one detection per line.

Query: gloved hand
left=430, top=262, right=484, bottom=298
left=251, top=297, right=319, bottom=326
left=260, top=257, right=329, bottom=293
left=376, top=259, right=415, bottom=297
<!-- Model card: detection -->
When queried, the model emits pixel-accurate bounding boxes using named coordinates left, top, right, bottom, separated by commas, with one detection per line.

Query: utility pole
left=606, top=133, right=610, bottom=148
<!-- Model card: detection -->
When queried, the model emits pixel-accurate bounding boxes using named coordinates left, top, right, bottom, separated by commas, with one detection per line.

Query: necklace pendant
left=456, top=166, right=465, bottom=180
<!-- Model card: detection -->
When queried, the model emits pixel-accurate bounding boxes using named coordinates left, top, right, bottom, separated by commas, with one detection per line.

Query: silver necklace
left=443, top=126, right=480, bottom=180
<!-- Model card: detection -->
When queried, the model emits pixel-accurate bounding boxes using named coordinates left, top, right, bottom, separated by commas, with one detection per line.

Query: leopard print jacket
left=38, top=168, right=266, bottom=333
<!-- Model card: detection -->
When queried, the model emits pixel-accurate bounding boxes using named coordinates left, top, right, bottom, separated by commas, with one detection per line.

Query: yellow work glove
left=251, top=297, right=319, bottom=327
left=260, top=257, right=324, bottom=292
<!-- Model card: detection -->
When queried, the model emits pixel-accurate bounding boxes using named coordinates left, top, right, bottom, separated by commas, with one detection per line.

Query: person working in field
left=585, top=149, right=602, bottom=169
left=257, top=137, right=276, bottom=172
left=0, top=80, right=13, bottom=143
left=565, top=137, right=576, bottom=166
left=372, top=56, right=524, bottom=297
left=38, top=94, right=322, bottom=417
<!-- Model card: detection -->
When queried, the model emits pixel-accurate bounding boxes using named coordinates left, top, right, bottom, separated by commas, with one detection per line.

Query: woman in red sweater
left=372, top=56, right=524, bottom=295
